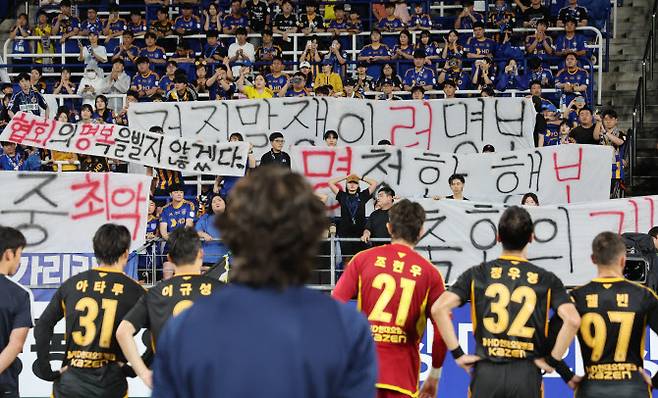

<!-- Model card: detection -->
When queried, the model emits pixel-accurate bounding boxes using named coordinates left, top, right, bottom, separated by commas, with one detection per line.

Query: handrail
left=2, top=26, right=606, bottom=103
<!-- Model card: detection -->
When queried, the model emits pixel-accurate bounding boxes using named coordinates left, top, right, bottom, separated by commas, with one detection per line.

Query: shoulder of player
left=349, top=245, right=383, bottom=264
left=624, top=279, right=658, bottom=300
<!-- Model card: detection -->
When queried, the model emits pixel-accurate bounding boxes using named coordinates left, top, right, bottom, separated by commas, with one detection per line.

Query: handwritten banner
left=1, top=112, right=250, bottom=175
left=414, top=196, right=658, bottom=285
left=127, top=97, right=536, bottom=157
left=293, top=144, right=613, bottom=205
left=0, top=172, right=150, bottom=253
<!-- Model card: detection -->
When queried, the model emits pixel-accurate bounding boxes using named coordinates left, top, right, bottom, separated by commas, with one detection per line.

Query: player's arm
left=33, top=288, right=66, bottom=381
left=117, top=295, right=152, bottom=388
left=420, top=273, right=448, bottom=398
left=332, top=256, right=360, bottom=302
left=546, top=281, right=581, bottom=368
left=0, top=328, right=28, bottom=374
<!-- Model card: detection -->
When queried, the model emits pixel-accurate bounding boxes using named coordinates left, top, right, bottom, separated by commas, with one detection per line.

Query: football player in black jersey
left=34, top=224, right=145, bottom=398
left=431, top=206, right=581, bottom=398
left=116, top=227, right=222, bottom=388
left=552, top=232, right=657, bottom=397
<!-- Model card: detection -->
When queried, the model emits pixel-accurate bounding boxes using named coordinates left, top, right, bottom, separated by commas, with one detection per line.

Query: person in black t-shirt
left=246, top=0, right=270, bottom=33
left=569, top=107, right=599, bottom=145
left=329, top=173, right=378, bottom=260
left=361, top=186, right=395, bottom=246
left=259, top=132, right=291, bottom=169
left=433, top=173, right=469, bottom=200
left=0, top=227, right=32, bottom=398
left=117, top=227, right=222, bottom=389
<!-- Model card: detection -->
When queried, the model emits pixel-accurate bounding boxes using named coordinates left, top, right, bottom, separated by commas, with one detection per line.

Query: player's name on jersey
left=127, top=97, right=537, bottom=159
left=292, top=144, right=613, bottom=206
left=1, top=112, right=250, bottom=175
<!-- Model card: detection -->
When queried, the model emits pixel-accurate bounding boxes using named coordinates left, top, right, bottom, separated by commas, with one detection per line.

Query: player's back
left=333, top=243, right=445, bottom=395
left=462, top=256, right=570, bottom=363
left=570, top=277, right=658, bottom=396
left=124, top=273, right=222, bottom=349
left=58, top=267, right=145, bottom=367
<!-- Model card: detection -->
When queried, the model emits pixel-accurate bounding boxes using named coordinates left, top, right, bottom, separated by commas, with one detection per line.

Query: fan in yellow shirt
left=237, top=67, right=274, bottom=99
left=314, top=60, right=343, bottom=95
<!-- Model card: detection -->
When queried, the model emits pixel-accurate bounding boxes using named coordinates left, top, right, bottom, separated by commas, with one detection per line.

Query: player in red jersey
left=333, top=199, right=447, bottom=398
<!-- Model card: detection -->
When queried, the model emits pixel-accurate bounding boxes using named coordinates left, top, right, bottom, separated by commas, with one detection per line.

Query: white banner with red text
left=1, top=112, right=250, bottom=175
left=292, top=144, right=613, bottom=206
left=127, top=97, right=536, bottom=158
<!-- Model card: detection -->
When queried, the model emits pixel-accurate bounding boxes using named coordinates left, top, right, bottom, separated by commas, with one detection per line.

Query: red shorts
left=377, top=388, right=411, bottom=398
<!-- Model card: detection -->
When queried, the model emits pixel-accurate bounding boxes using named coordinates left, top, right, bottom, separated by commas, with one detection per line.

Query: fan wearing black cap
left=341, top=78, right=363, bottom=98
left=464, top=21, right=497, bottom=59
left=314, top=59, right=343, bottom=95
left=377, top=79, right=403, bottom=100
left=403, top=50, right=435, bottom=91
left=166, top=74, right=198, bottom=102
left=259, top=132, right=291, bottom=169
left=159, top=183, right=196, bottom=241
left=353, top=62, right=374, bottom=94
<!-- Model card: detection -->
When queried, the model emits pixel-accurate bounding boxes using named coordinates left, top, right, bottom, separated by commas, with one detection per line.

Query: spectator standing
left=203, top=30, right=227, bottom=64
left=9, top=13, right=31, bottom=72
left=378, top=2, right=405, bottom=33
left=465, top=21, right=497, bottom=59
left=525, top=19, right=554, bottom=59
left=488, top=0, right=515, bottom=29
left=265, top=56, right=288, bottom=93
left=103, top=3, right=126, bottom=53
left=206, top=62, right=236, bottom=100
left=569, top=107, right=598, bottom=144
left=131, top=57, right=160, bottom=101
left=77, top=67, right=106, bottom=106
left=558, top=0, right=589, bottom=26
left=78, top=32, right=108, bottom=70
left=298, top=1, right=325, bottom=34
left=255, top=30, right=283, bottom=68
left=360, top=186, right=394, bottom=246
left=228, top=27, right=256, bottom=76
left=328, top=174, right=378, bottom=260
left=101, top=59, right=131, bottom=112
left=521, top=0, right=550, bottom=27
left=323, top=38, right=348, bottom=76
left=555, top=18, right=587, bottom=57
left=454, top=0, right=484, bottom=29
left=223, top=0, right=250, bottom=34
left=203, top=3, right=223, bottom=33
left=159, top=183, right=195, bottom=241
left=52, top=68, right=77, bottom=111
left=594, top=109, right=626, bottom=196
left=259, top=132, right=291, bottom=168
left=34, top=11, right=54, bottom=69
left=80, top=7, right=103, bottom=35
left=8, top=73, right=49, bottom=118
left=410, top=2, right=432, bottom=30
left=0, top=227, right=33, bottom=398
left=272, top=0, right=298, bottom=42
left=246, top=0, right=270, bottom=33
left=555, top=53, right=589, bottom=106
left=327, top=4, right=350, bottom=34
left=195, top=195, right=230, bottom=266
left=52, top=0, right=80, bottom=53
left=358, top=29, right=392, bottom=80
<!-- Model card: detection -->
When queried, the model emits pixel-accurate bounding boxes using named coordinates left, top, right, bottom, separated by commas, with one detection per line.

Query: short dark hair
left=269, top=132, right=284, bottom=142
left=379, top=186, right=395, bottom=197
left=448, top=173, right=465, bottom=184
left=123, top=30, right=134, bottom=37
left=229, top=132, right=244, bottom=141
left=167, top=227, right=202, bottom=265
left=473, top=21, right=485, bottom=29
left=207, top=29, right=219, bottom=38
left=0, top=226, right=26, bottom=258
left=144, top=31, right=157, bottom=40
left=112, top=58, right=125, bottom=66
left=93, top=224, right=131, bottom=265
left=16, top=73, right=30, bottom=83
left=591, top=232, right=626, bottom=266
left=601, top=108, right=618, bottom=119
left=323, top=130, right=338, bottom=140
left=235, top=27, right=248, bottom=35
left=149, top=125, right=164, bottom=134
left=216, top=166, right=328, bottom=288
left=521, top=192, right=539, bottom=205
left=649, top=226, right=658, bottom=239
left=497, top=206, right=534, bottom=251
left=578, top=106, right=592, bottom=116
left=136, top=56, right=149, bottom=65
left=377, top=139, right=392, bottom=145
left=411, top=85, right=425, bottom=94
left=529, top=79, right=542, bottom=89
left=388, top=200, right=425, bottom=243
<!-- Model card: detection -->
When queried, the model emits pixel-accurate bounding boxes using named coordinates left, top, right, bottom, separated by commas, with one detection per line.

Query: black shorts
left=469, top=360, right=543, bottom=398
left=53, top=364, right=127, bottom=398
left=575, top=379, right=651, bottom=398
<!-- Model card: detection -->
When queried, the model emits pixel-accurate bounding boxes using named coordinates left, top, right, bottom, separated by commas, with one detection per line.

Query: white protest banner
left=292, top=144, right=613, bottom=205
left=0, top=172, right=150, bottom=253
left=127, top=97, right=536, bottom=158
left=1, top=112, right=250, bottom=175
left=413, top=196, right=658, bottom=285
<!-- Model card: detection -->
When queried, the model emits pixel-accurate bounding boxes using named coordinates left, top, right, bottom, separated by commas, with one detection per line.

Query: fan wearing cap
left=403, top=50, right=435, bottom=91
left=328, top=173, right=379, bottom=260
left=464, top=21, right=497, bottom=59
left=259, top=132, right=291, bottom=169
left=555, top=53, right=588, bottom=107
left=358, top=29, right=392, bottom=80
left=538, top=102, right=562, bottom=146
left=130, top=56, right=160, bottom=100
left=555, top=18, right=587, bottom=57
left=166, top=74, right=198, bottom=102
left=159, top=183, right=196, bottom=241
left=314, top=59, right=343, bottom=95
left=299, top=61, right=315, bottom=89
left=340, top=78, right=362, bottom=98
left=377, top=78, right=403, bottom=100
left=557, top=0, right=589, bottom=27
left=353, top=62, right=374, bottom=94
left=563, top=94, right=586, bottom=126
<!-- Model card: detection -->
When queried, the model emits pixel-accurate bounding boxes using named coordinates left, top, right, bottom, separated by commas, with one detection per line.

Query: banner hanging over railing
left=292, top=144, right=613, bottom=205
left=0, top=172, right=151, bottom=253
left=415, top=196, right=658, bottom=285
left=1, top=112, right=250, bottom=175
left=127, top=97, right=536, bottom=157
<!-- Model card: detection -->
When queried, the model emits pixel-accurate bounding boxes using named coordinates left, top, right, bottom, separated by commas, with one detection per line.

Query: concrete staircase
left=603, top=0, right=658, bottom=196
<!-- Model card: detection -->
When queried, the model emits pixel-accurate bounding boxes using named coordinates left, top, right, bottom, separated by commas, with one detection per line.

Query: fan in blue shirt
left=266, top=57, right=288, bottom=93
left=410, top=4, right=432, bottom=30
left=195, top=195, right=230, bottom=265
left=555, top=18, right=587, bottom=58
left=152, top=166, right=376, bottom=398
left=555, top=53, right=589, bottom=107
left=465, top=22, right=497, bottom=58
left=174, top=5, right=202, bottom=35
left=403, top=50, right=436, bottom=91
left=126, top=10, right=147, bottom=37
left=358, top=29, right=392, bottom=80
left=80, top=8, right=103, bottom=35
left=159, top=184, right=196, bottom=240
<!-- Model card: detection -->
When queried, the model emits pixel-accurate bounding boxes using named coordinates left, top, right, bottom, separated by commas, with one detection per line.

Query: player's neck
left=596, top=265, right=623, bottom=279
left=0, top=262, right=12, bottom=276
left=500, top=249, right=527, bottom=259
left=174, top=264, right=201, bottom=275
left=97, top=262, right=124, bottom=272
left=391, top=239, right=414, bottom=249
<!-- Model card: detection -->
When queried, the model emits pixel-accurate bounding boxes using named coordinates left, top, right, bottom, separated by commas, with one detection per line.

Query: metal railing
left=3, top=26, right=605, bottom=103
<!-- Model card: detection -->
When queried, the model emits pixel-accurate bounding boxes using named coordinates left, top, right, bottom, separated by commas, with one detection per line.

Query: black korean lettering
left=494, top=98, right=526, bottom=137
left=13, top=174, right=58, bottom=207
